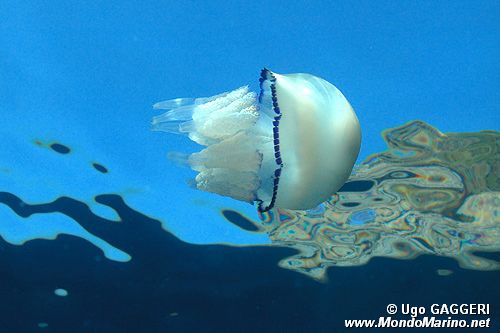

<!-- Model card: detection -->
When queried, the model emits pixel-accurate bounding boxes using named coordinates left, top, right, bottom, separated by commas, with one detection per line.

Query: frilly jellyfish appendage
left=152, top=69, right=361, bottom=211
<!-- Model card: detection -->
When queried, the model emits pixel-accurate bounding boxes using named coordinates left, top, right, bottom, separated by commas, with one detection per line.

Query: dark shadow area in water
left=222, top=209, right=261, bottom=232
left=338, top=180, right=374, bottom=192
left=471, top=251, right=500, bottom=262
left=49, top=143, right=71, bottom=155
left=0, top=192, right=498, bottom=333
left=92, top=163, right=108, bottom=174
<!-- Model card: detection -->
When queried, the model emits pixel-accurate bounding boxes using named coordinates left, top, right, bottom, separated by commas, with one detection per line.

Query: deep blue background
left=0, top=193, right=498, bottom=332
left=1, top=1, right=499, bottom=332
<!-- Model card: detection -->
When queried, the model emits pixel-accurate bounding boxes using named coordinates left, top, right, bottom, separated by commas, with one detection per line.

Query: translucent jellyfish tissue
left=152, top=69, right=361, bottom=212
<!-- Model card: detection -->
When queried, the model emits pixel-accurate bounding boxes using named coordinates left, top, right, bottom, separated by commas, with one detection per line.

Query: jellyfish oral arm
left=152, top=86, right=271, bottom=204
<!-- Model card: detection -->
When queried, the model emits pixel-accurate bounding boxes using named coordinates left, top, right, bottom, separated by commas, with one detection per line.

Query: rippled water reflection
left=257, top=121, right=499, bottom=280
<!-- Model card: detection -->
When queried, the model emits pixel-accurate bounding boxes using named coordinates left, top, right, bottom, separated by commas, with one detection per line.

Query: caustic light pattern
left=254, top=121, right=499, bottom=280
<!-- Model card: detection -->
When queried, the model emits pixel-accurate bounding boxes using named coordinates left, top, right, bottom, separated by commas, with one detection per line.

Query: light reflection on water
left=255, top=121, right=499, bottom=280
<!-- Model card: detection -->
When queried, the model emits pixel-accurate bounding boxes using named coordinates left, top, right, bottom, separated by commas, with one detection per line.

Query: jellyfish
left=152, top=69, right=361, bottom=212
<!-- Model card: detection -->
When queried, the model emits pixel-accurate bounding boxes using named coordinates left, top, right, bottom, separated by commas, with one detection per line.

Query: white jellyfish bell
left=152, top=69, right=361, bottom=212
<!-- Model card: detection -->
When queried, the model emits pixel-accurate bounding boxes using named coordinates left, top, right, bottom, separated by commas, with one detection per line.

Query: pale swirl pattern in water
left=257, top=121, right=499, bottom=280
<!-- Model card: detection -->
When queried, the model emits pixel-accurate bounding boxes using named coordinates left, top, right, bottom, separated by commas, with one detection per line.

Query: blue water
left=0, top=1, right=498, bottom=332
